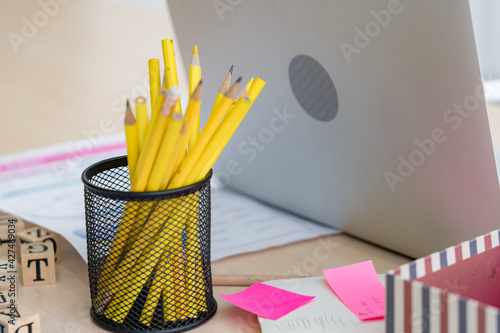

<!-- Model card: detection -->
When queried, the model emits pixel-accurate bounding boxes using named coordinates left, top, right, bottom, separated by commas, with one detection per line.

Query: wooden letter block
left=0, top=217, right=21, bottom=259
left=0, top=304, right=40, bottom=333
left=0, top=217, right=24, bottom=234
left=0, top=291, right=17, bottom=311
left=0, top=261, right=16, bottom=292
left=20, top=243, right=56, bottom=286
left=17, top=227, right=60, bottom=263
left=0, top=235, right=12, bottom=259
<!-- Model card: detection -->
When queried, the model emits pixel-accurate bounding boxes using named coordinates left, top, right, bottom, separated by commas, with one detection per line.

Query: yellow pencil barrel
left=148, top=58, right=161, bottom=111
left=144, top=88, right=167, bottom=150
left=133, top=87, right=180, bottom=192
left=135, top=96, right=148, bottom=150
left=162, top=39, right=182, bottom=115
left=147, top=113, right=184, bottom=192
left=124, top=103, right=139, bottom=181
left=247, top=77, right=266, bottom=101
left=160, top=124, right=188, bottom=190
left=189, top=45, right=201, bottom=151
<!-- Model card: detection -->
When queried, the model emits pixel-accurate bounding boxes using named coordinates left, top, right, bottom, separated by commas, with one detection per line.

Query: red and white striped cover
left=386, top=229, right=500, bottom=333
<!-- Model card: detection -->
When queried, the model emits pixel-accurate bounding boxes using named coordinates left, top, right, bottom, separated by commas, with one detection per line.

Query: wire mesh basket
left=82, top=156, right=216, bottom=332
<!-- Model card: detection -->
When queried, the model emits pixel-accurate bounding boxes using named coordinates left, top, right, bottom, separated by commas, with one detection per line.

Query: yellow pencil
left=148, top=58, right=161, bottom=111
left=226, top=77, right=254, bottom=118
left=168, top=78, right=241, bottom=189
left=185, top=97, right=252, bottom=185
left=188, top=45, right=201, bottom=151
left=124, top=101, right=139, bottom=181
left=192, top=77, right=266, bottom=182
left=162, top=39, right=182, bottom=115
left=132, top=87, right=179, bottom=192
left=161, top=82, right=202, bottom=190
left=135, top=96, right=148, bottom=150
left=189, top=45, right=201, bottom=96
left=144, top=86, right=167, bottom=148
left=237, top=77, right=254, bottom=100
left=147, top=113, right=184, bottom=192
left=212, top=65, right=233, bottom=109
left=246, top=77, right=267, bottom=101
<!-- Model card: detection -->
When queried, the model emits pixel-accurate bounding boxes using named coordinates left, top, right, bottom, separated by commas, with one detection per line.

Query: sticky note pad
left=323, top=260, right=385, bottom=321
left=219, top=282, right=315, bottom=320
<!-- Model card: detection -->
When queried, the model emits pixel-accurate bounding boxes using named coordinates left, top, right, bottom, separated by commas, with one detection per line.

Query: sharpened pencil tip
left=124, top=102, right=135, bottom=125
left=236, top=76, right=242, bottom=83
left=229, top=65, right=234, bottom=74
left=193, top=44, right=198, bottom=55
left=199, top=79, right=203, bottom=85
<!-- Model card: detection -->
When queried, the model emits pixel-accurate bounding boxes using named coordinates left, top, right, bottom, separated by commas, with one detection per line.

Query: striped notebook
left=386, top=229, right=500, bottom=333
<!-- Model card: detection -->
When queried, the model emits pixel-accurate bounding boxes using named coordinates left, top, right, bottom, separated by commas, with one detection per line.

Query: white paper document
left=0, top=134, right=339, bottom=262
left=259, top=276, right=385, bottom=333
left=211, top=190, right=339, bottom=261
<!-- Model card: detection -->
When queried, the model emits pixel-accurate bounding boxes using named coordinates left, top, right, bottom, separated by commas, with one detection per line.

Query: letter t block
left=20, top=243, right=56, bottom=286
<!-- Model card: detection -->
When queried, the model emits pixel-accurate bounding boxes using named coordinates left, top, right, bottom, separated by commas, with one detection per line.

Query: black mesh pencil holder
left=81, top=156, right=217, bottom=332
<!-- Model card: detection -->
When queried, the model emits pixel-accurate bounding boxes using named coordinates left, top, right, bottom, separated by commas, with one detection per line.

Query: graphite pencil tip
left=124, top=101, right=135, bottom=125
left=229, top=65, right=234, bottom=74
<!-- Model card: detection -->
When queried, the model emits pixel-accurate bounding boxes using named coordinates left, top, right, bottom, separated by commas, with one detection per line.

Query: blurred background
left=470, top=1, right=500, bottom=81
left=0, top=0, right=186, bottom=155
left=1, top=0, right=499, bottom=155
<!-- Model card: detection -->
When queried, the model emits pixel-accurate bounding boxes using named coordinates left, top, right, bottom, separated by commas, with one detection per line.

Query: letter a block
left=17, top=227, right=60, bottom=263
left=0, top=304, right=41, bottom=333
left=20, top=243, right=56, bottom=286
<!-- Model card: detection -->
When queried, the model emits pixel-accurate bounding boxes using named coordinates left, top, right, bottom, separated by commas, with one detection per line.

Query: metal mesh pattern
left=82, top=157, right=216, bottom=332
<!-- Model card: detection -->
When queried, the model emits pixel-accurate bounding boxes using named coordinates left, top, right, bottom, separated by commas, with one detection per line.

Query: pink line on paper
left=0, top=142, right=126, bottom=173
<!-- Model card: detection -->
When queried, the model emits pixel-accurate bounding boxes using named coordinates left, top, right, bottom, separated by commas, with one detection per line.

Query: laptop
left=168, top=0, right=500, bottom=258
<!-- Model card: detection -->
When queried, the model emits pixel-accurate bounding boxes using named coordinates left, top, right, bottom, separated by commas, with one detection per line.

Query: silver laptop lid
left=168, top=0, right=500, bottom=258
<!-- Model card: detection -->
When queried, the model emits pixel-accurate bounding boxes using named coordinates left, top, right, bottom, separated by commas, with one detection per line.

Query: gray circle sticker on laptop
left=289, top=54, right=338, bottom=122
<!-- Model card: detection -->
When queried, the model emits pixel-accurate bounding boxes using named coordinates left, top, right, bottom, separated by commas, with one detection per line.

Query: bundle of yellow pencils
left=93, top=39, right=265, bottom=326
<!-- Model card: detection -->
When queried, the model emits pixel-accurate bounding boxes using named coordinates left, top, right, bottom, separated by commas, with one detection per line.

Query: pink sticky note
left=219, top=283, right=315, bottom=320
left=323, top=261, right=385, bottom=321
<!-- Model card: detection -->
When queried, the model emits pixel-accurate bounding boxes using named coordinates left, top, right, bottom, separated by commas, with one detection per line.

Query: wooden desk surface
left=2, top=1, right=498, bottom=332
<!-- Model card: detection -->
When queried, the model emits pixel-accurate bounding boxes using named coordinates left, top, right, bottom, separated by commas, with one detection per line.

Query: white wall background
left=470, top=1, right=500, bottom=81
